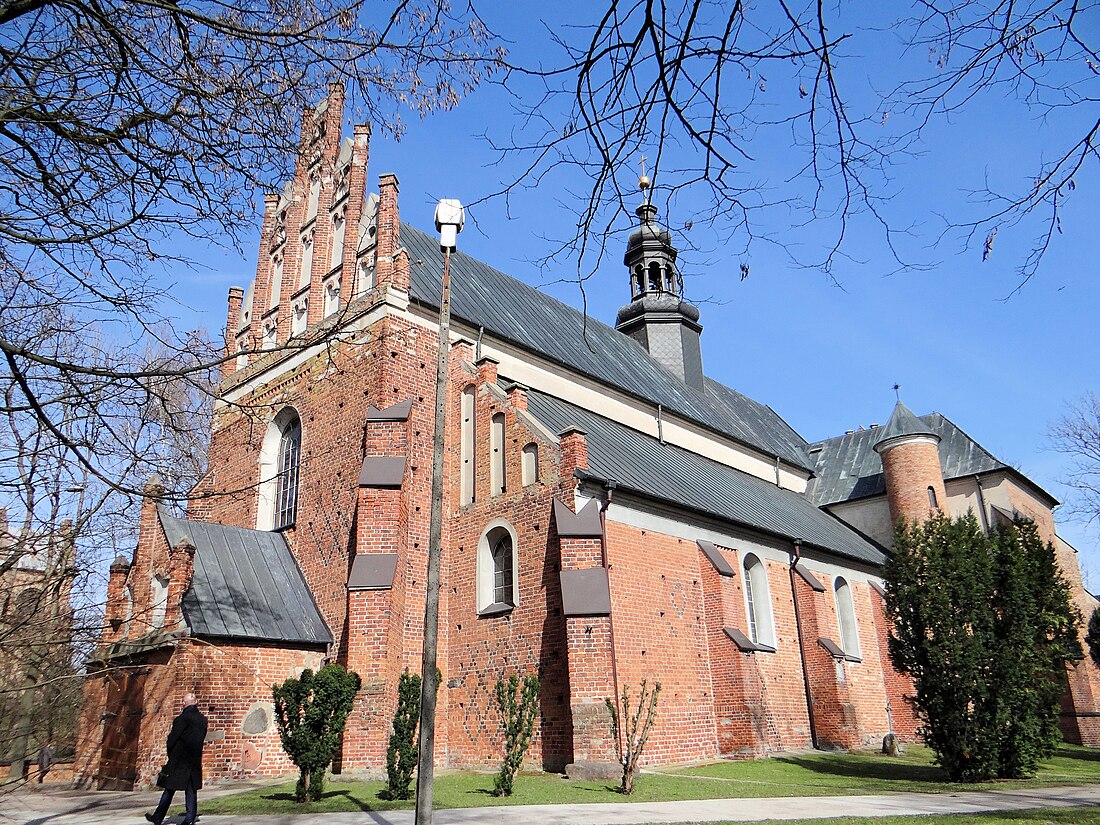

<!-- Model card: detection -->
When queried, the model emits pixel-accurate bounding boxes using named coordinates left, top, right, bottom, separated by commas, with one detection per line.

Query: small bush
left=272, top=663, right=361, bottom=802
left=606, top=678, right=661, bottom=794
left=492, top=672, right=540, bottom=796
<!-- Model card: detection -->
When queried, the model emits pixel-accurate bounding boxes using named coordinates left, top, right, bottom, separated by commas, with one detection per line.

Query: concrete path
left=5, top=784, right=1100, bottom=825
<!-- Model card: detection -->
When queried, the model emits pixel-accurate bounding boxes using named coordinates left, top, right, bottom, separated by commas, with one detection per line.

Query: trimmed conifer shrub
left=492, top=672, right=540, bottom=796
left=885, top=512, right=1080, bottom=782
left=382, top=669, right=436, bottom=800
left=272, top=663, right=361, bottom=802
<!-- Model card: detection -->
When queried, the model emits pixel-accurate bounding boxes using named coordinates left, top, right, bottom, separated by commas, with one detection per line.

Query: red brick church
left=74, top=86, right=1100, bottom=788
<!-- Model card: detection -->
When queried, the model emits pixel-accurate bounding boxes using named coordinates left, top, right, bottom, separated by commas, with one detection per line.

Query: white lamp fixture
left=434, top=198, right=465, bottom=251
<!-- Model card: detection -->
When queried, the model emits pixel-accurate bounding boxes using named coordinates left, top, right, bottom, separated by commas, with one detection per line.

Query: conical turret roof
left=873, top=401, right=939, bottom=452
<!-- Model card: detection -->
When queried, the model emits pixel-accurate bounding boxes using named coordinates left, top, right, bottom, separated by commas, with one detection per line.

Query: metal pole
left=414, top=245, right=451, bottom=825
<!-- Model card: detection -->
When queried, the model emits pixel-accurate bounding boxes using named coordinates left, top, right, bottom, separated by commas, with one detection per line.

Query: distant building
left=1, top=510, right=77, bottom=767
left=74, top=87, right=1100, bottom=788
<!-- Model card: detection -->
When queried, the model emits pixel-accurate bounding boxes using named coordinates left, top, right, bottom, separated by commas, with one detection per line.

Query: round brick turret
left=873, top=402, right=947, bottom=527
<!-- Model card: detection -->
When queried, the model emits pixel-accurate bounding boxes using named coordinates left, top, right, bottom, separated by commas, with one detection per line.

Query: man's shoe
left=144, top=815, right=160, bottom=825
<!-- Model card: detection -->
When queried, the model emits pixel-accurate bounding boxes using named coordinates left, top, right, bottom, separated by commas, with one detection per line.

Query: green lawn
left=717, top=812, right=1100, bottom=825
left=200, top=745, right=1100, bottom=816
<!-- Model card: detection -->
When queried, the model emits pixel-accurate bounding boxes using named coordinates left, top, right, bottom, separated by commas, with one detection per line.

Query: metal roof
left=525, top=391, right=886, bottom=567
left=158, top=508, right=332, bottom=646
left=872, top=401, right=938, bottom=448
left=808, top=413, right=1014, bottom=507
left=401, top=224, right=811, bottom=471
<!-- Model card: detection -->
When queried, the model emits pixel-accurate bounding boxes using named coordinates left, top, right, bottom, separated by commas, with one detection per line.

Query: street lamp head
left=434, top=199, right=465, bottom=251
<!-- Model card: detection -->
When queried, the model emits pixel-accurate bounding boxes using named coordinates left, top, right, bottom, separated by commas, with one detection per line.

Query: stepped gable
left=401, top=224, right=810, bottom=470
left=525, top=390, right=885, bottom=566
left=807, top=413, right=1019, bottom=507
left=158, top=508, right=331, bottom=645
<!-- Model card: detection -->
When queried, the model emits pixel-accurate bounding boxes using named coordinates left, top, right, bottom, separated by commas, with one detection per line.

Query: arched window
left=834, top=577, right=860, bottom=658
left=274, top=416, right=301, bottom=529
left=299, top=231, right=314, bottom=288
left=648, top=261, right=662, bottom=292
left=927, top=485, right=939, bottom=509
left=742, top=553, right=776, bottom=649
left=150, top=575, right=168, bottom=629
left=522, top=443, right=539, bottom=486
left=258, top=408, right=302, bottom=530
left=324, top=276, right=341, bottom=317
left=121, top=586, right=133, bottom=635
left=460, top=386, right=475, bottom=505
left=477, top=521, right=518, bottom=614
left=268, top=253, right=284, bottom=309
left=330, top=210, right=346, bottom=269
left=490, top=412, right=506, bottom=496
left=306, top=175, right=320, bottom=222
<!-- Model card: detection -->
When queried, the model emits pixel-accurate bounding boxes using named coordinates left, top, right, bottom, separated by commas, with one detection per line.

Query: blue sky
left=167, top=3, right=1100, bottom=587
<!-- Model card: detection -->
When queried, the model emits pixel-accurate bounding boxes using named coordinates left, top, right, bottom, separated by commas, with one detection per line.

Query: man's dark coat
left=159, top=704, right=208, bottom=790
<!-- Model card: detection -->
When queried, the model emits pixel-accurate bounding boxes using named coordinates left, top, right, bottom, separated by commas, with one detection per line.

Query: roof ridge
left=402, top=223, right=812, bottom=470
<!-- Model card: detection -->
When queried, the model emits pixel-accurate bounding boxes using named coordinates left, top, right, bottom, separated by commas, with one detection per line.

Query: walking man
left=146, top=692, right=207, bottom=825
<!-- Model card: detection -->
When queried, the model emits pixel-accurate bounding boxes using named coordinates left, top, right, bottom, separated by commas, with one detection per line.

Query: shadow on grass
left=774, top=754, right=949, bottom=784
left=257, top=789, right=380, bottom=811
left=1056, top=746, right=1100, bottom=764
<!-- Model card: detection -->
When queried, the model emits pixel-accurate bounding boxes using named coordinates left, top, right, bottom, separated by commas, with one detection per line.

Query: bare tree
left=0, top=299, right=213, bottom=784
left=491, top=1, right=1096, bottom=290
left=1052, top=392, right=1100, bottom=526
left=0, top=0, right=502, bottom=496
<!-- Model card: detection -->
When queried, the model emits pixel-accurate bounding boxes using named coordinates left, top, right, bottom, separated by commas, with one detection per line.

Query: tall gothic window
left=478, top=522, right=518, bottom=614
left=522, top=443, right=539, bottom=486
left=490, top=412, right=506, bottom=495
left=299, top=231, right=314, bottom=288
left=274, top=414, right=301, bottom=530
left=742, top=553, right=776, bottom=649
left=491, top=532, right=513, bottom=605
left=330, top=210, right=346, bottom=269
left=460, top=386, right=475, bottom=505
left=834, top=577, right=860, bottom=658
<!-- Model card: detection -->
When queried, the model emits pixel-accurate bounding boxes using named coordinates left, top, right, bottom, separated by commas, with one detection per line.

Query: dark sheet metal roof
left=808, top=413, right=1014, bottom=507
left=872, top=401, right=938, bottom=448
left=402, top=224, right=811, bottom=471
left=525, top=391, right=886, bottom=567
left=158, top=509, right=331, bottom=645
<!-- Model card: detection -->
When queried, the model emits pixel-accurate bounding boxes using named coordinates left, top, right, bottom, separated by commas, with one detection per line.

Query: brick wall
left=878, top=439, right=948, bottom=527
left=76, top=641, right=326, bottom=788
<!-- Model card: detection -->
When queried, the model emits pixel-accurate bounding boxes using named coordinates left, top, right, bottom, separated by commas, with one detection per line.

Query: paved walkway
left=5, top=784, right=1100, bottom=825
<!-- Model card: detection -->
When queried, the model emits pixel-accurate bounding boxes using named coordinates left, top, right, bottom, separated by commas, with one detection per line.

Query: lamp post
left=415, top=199, right=464, bottom=825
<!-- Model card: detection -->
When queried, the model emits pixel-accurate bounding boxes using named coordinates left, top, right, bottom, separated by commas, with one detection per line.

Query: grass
left=666, top=744, right=1100, bottom=796
left=699, top=812, right=1100, bottom=825
left=199, top=745, right=1100, bottom=816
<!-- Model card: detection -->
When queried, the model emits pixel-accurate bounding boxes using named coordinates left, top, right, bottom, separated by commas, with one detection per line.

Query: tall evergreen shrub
left=884, top=512, right=1080, bottom=782
left=382, top=669, right=438, bottom=800
left=1086, top=605, right=1100, bottom=669
left=492, top=672, right=540, bottom=796
left=272, top=663, right=361, bottom=802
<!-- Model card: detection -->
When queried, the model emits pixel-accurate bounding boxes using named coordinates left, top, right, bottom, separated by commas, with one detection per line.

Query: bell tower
left=614, top=180, right=704, bottom=389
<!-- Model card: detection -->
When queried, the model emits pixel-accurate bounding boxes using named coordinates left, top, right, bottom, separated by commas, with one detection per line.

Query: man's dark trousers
left=150, top=778, right=197, bottom=825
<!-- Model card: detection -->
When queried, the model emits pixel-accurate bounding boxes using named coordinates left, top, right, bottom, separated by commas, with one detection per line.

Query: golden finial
left=639, top=155, right=651, bottom=192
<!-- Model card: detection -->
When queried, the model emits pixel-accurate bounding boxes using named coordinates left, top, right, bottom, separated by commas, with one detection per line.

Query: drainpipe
left=600, top=481, right=622, bottom=718
left=975, top=475, right=990, bottom=532
left=475, top=325, right=484, bottom=361
left=788, top=539, right=819, bottom=749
